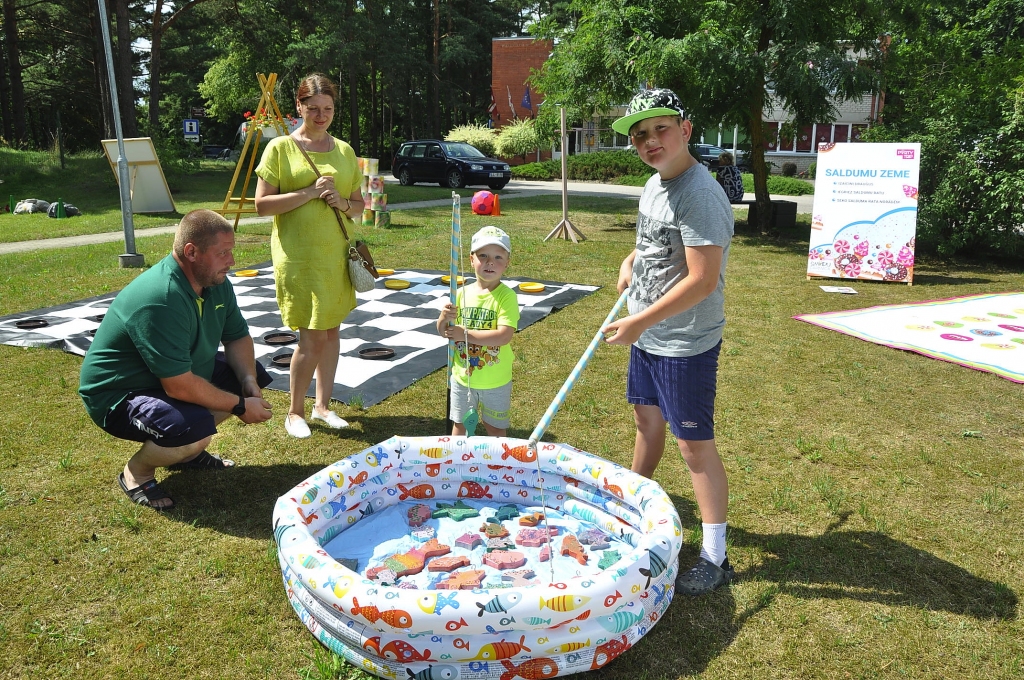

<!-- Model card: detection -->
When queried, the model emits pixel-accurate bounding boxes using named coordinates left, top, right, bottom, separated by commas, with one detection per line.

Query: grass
left=0, top=149, right=478, bottom=244
left=1, top=194, right=1023, bottom=678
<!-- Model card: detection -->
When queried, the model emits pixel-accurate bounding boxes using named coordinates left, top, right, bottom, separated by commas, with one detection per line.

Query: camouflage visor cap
left=611, top=89, right=687, bottom=136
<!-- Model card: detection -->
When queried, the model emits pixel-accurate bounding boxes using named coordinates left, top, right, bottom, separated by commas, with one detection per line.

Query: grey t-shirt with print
left=628, top=163, right=734, bottom=357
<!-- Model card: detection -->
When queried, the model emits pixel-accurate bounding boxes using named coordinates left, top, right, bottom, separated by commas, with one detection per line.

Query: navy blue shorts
left=626, top=342, right=721, bottom=441
left=101, top=352, right=272, bottom=448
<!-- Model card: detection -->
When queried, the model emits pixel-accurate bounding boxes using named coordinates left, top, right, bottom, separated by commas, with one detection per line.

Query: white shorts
left=449, top=379, right=512, bottom=430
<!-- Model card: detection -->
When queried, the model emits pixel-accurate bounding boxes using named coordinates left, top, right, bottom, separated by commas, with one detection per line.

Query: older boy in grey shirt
left=603, top=88, right=735, bottom=595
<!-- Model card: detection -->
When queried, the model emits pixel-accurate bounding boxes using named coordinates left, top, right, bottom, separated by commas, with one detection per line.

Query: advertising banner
left=807, top=142, right=921, bottom=284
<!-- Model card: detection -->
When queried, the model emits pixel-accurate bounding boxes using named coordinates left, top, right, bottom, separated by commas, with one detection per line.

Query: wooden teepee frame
left=216, top=73, right=289, bottom=229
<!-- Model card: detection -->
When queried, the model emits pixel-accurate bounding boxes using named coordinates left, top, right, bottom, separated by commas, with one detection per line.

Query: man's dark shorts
left=101, top=353, right=273, bottom=448
left=627, top=341, right=721, bottom=441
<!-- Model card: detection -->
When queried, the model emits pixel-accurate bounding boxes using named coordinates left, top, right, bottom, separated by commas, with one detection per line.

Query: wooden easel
left=217, top=73, right=289, bottom=229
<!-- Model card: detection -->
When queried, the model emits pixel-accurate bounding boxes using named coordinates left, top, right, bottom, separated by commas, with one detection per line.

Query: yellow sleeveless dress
left=256, top=135, right=362, bottom=330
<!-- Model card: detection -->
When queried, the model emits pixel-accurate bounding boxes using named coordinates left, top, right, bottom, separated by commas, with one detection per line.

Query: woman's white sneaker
left=285, top=414, right=311, bottom=438
left=311, top=409, right=349, bottom=429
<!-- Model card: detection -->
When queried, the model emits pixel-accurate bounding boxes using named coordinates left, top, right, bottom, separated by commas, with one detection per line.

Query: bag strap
left=291, top=136, right=350, bottom=241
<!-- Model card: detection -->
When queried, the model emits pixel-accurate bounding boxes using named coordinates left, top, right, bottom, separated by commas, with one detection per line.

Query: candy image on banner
left=374, top=210, right=391, bottom=228
left=370, top=193, right=387, bottom=211
left=807, top=142, right=921, bottom=284
left=274, top=436, right=681, bottom=679
left=368, top=175, right=385, bottom=194
left=361, top=209, right=374, bottom=227
left=364, top=158, right=379, bottom=176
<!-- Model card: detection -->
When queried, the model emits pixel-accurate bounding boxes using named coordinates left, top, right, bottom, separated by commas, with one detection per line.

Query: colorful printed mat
left=794, top=292, right=1024, bottom=383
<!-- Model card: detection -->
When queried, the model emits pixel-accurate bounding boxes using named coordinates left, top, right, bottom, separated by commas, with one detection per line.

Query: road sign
left=191, top=107, right=206, bottom=118
left=183, top=118, right=200, bottom=143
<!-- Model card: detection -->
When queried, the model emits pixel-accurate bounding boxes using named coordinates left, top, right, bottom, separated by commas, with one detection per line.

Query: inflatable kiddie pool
left=274, top=435, right=682, bottom=679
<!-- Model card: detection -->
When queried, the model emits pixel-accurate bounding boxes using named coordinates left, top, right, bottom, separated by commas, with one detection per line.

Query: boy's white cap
left=471, top=226, right=511, bottom=254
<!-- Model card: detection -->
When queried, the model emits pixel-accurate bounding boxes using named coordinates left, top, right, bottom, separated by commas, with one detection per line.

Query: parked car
left=694, top=144, right=750, bottom=171
left=202, top=145, right=232, bottom=160
left=392, top=140, right=511, bottom=190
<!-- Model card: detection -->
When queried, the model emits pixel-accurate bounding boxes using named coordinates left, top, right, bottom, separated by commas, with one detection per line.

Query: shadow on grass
left=160, top=462, right=326, bottom=540
left=730, top=514, right=1018, bottom=620
left=647, top=499, right=1018, bottom=677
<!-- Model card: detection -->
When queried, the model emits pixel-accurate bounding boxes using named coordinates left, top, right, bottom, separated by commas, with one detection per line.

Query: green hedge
left=742, top=174, right=815, bottom=196
left=511, top=151, right=815, bottom=196
left=511, top=151, right=651, bottom=182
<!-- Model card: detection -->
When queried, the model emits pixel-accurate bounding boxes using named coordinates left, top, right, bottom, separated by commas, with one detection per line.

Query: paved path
left=0, top=179, right=813, bottom=255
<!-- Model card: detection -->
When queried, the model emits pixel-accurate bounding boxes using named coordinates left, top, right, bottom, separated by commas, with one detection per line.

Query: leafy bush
left=741, top=174, right=814, bottom=196
left=512, top=160, right=559, bottom=180
left=512, top=150, right=651, bottom=181
left=807, top=162, right=817, bottom=179
left=445, top=124, right=497, bottom=158
left=781, top=162, right=797, bottom=177
left=869, top=93, right=1024, bottom=256
left=495, top=119, right=540, bottom=159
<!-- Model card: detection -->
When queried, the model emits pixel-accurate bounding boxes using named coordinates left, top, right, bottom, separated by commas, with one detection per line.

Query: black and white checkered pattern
left=0, top=263, right=599, bottom=407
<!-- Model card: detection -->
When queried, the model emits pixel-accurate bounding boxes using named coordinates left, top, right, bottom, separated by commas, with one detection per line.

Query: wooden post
left=544, top=107, right=586, bottom=243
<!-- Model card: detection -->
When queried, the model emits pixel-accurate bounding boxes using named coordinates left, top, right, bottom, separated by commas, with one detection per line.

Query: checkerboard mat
left=0, top=265, right=599, bottom=406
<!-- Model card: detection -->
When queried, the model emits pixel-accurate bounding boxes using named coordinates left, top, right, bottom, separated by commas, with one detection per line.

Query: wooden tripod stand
left=216, top=73, right=289, bottom=229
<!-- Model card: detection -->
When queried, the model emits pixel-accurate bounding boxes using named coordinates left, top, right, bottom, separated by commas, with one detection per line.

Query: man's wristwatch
left=231, top=393, right=246, bottom=416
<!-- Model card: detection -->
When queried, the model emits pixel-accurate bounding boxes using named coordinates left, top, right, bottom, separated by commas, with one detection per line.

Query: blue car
left=392, top=140, right=511, bottom=190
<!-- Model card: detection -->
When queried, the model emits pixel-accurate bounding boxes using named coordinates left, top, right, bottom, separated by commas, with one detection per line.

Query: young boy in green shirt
left=436, top=226, right=520, bottom=436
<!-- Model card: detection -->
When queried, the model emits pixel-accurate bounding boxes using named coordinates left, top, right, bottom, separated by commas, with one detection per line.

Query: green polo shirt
left=79, top=254, right=250, bottom=426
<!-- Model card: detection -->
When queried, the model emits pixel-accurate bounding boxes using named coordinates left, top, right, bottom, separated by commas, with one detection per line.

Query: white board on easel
left=101, top=137, right=176, bottom=213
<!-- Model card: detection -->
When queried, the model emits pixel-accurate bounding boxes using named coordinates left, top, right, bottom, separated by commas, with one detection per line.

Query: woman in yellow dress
left=255, top=73, right=364, bottom=438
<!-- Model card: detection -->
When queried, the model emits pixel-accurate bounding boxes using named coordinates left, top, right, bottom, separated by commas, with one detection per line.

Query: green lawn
left=0, top=150, right=477, bottom=244
left=0, top=196, right=1021, bottom=679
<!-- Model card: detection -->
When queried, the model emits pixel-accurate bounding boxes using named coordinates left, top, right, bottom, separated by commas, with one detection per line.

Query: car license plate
left=489, top=172, right=504, bottom=177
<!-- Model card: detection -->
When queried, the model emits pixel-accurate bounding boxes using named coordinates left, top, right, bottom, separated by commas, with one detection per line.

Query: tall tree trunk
left=369, top=62, right=378, bottom=158
left=348, top=61, right=360, bottom=154
left=0, top=35, right=11, bottom=143
left=345, top=0, right=360, bottom=154
left=114, top=0, right=138, bottom=136
left=148, top=0, right=163, bottom=130
left=3, top=0, right=25, bottom=145
left=91, top=6, right=116, bottom=139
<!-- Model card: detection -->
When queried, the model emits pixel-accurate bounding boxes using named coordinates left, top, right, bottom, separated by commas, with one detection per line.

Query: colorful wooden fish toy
left=435, top=569, right=487, bottom=590
left=432, top=499, right=480, bottom=521
left=518, top=512, right=545, bottom=526
left=482, top=550, right=527, bottom=570
left=560, top=535, right=588, bottom=565
left=366, top=538, right=451, bottom=580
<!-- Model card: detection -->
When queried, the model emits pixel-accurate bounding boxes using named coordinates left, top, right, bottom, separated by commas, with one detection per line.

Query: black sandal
left=118, top=472, right=175, bottom=511
left=167, top=450, right=234, bottom=471
left=675, top=556, right=735, bottom=596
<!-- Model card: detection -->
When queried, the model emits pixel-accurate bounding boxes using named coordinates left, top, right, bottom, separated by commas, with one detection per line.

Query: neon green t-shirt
left=451, top=283, right=519, bottom=389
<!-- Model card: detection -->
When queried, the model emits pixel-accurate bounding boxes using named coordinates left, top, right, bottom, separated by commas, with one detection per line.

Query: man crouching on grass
left=79, top=209, right=273, bottom=511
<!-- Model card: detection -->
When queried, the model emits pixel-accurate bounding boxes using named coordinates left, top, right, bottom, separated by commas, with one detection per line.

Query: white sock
left=699, top=522, right=727, bottom=566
